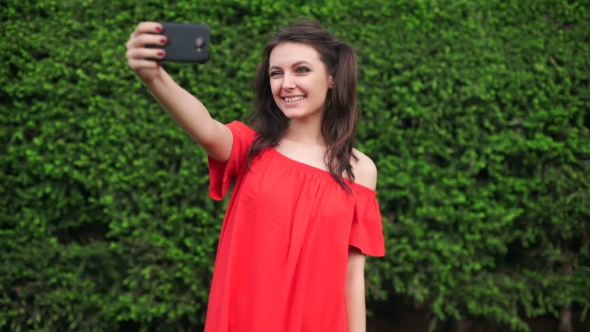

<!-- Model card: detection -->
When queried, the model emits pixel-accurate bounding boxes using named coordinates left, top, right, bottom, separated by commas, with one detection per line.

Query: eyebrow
left=268, top=60, right=313, bottom=71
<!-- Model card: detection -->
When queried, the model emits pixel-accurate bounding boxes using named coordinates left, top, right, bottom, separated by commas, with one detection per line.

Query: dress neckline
left=266, top=148, right=377, bottom=195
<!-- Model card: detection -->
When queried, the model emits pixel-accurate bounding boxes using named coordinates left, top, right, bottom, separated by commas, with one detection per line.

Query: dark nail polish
left=155, top=26, right=162, bottom=32
left=157, top=51, right=164, bottom=56
left=160, top=38, right=167, bottom=43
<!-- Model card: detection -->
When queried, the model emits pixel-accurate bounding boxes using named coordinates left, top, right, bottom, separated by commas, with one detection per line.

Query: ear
left=328, top=75, right=334, bottom=88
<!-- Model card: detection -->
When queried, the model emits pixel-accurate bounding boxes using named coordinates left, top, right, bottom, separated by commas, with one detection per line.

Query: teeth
left=284, top=96, right=305, bottom=102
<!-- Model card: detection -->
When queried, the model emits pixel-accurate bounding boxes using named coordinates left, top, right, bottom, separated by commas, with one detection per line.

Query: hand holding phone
left=146, top=22, right=211, bottom=63
left=126, top=22, right=211, bottom=83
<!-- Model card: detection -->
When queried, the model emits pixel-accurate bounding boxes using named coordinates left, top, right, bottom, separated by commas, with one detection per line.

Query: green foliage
left=1, top=0, right=589, bottom=331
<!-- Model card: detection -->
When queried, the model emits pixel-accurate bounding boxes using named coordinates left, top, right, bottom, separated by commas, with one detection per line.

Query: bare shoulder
left=351, top=148, right=378, bottom=190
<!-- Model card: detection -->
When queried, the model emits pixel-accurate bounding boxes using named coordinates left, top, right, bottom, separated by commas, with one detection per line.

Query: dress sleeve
left=349, top=191, right=386, bottom=257
left=208, top=121, right=256, bottom=201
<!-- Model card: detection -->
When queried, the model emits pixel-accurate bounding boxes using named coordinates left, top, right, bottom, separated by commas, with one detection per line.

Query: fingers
left=127, top=47, right=165, bottom=60
left=127, top=33, right=167, bottom=49
left=126, top=22, right=167, bottom=71
left=128, top=58, right=161, bottom=71
left=131, top=21, right=163, bottom=38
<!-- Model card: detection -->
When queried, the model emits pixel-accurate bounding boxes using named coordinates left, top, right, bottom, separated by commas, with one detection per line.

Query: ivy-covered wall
left=2, top=0, right=589, bottom=331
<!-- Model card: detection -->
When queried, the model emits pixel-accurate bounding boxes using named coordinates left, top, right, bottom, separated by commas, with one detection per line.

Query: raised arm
left=125, top=22, right=232, bottom=162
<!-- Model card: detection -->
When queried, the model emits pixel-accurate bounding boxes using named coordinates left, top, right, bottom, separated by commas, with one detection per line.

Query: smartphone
left=147, top=22, right=210, bottom=63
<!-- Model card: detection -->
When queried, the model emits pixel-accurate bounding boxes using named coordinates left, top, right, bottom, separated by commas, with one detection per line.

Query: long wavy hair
left=246, top=20, right=360, bottom=193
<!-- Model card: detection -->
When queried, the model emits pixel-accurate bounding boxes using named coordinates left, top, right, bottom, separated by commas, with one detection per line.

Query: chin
left=279, top=106, right=325, bottom=119
left=281, top=109, right=311, bottom=120
left=283, top=112, right=314, bottom=120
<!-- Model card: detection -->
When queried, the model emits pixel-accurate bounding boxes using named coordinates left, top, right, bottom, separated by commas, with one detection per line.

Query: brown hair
left=246, top=19, right=360, bottom=193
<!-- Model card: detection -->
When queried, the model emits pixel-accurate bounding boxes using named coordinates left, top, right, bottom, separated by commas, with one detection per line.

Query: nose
left=281, top=73, right=296, bottom=90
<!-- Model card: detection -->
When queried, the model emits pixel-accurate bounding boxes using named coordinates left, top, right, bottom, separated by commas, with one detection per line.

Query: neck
left=284, top=115, right=325, bottom=146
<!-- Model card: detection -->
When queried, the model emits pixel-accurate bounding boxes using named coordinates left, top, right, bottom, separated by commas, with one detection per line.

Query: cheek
left=311, top=75, right=328, bottom=89
left=308, top=78, right=329, bottom=98
left=270, top=80, right=281, bottom=96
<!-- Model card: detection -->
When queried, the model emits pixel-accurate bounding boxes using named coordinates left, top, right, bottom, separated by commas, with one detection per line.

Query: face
left=268, top=42, right=333, bottom=121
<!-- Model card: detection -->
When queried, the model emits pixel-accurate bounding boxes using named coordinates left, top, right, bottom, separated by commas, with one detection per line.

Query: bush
left=1, top=0, right=589, bottom=331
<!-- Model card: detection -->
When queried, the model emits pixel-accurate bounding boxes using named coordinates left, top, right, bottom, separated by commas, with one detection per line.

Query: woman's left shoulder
left=351, top=148, right=378, bottom=191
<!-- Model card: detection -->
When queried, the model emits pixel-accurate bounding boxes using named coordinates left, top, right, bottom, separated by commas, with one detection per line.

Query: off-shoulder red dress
left=204, top=121, right=385, bottom=332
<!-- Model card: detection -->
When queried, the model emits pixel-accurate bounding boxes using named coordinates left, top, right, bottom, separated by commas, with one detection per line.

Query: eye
left=296, top=67, right=310, bottom=73
left=269, top=71, right=282, bottom=77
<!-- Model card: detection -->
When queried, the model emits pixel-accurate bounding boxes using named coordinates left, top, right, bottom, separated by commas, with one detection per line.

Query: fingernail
left=157, top=51, right=164, bottom=56
left=160, top=38, right=167, bottom=43
left=157, top=62, right=163, bottom=67
left=155, top=26, right=162, bottom=32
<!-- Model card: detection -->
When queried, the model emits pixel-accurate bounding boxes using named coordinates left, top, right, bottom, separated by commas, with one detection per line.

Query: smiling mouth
left=283, top=96, right=306, bottom=102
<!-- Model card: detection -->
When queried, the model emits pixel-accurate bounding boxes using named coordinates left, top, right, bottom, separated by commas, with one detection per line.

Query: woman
left=126, top=19, right=385, bottom=332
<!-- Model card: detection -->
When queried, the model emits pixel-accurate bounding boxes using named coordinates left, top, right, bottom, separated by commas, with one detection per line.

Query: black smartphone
left=147, top=22, right=210, bottom=63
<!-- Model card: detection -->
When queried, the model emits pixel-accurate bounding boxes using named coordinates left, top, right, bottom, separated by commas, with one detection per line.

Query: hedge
left=1, top=0, right=589, bottom=331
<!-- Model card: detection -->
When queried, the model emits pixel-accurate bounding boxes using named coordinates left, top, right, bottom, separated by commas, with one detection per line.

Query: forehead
left=269, top=42, right=322, bottom=67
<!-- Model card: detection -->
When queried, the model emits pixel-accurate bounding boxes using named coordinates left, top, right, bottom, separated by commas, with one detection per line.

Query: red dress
left=204, top=121, right=385, bottom=332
